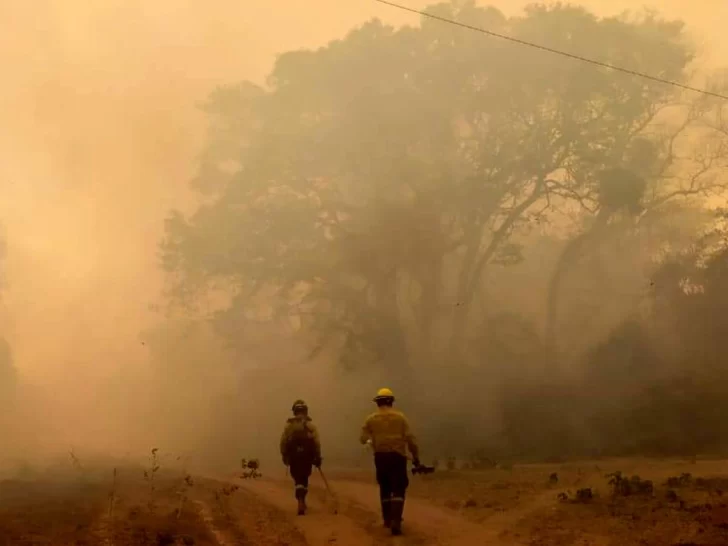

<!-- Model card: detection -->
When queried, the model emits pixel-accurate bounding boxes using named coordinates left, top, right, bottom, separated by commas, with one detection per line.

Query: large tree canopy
left=161, top=1, right=726, bottom=385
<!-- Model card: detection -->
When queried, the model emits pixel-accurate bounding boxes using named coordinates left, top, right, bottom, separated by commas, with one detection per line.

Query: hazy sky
left=0, top=0, right=726, bottom=384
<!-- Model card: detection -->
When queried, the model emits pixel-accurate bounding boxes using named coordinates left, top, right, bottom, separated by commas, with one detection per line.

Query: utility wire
left=374, top=0, right=728, bottom=101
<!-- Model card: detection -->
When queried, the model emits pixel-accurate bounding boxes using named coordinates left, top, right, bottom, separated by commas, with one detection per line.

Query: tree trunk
left=544, top=209, right=610, bottom=355
left=449, top=181, right=545, bottom=357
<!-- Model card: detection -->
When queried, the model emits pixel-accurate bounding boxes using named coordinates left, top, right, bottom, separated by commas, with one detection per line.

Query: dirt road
left=237, top=470, right=554, bottom=545
left=239, top=477, right=378, bottom=546
left=3, top=459, right=728, bottom=544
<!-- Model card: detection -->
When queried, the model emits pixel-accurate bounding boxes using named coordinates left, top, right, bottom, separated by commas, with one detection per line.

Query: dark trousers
left=374, top=452, right=409, bottom=524
left=289, top=459, right=313, bottom=499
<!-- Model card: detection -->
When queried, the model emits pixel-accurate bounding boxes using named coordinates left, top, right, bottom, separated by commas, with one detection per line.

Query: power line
left=374, top=0, right=728, bottom=101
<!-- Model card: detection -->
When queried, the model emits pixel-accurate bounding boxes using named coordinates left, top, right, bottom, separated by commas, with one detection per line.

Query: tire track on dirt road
left=238, top=477, right=379, bottom=546
left=192, top=498, right=239, bottom=546
left=92, top=513, right=115, bottom=546
left=195, top=478, right=308, bottom=546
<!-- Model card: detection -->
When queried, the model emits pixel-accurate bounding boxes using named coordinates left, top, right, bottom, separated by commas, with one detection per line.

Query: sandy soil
left=2, top=458, right=728, bottom=545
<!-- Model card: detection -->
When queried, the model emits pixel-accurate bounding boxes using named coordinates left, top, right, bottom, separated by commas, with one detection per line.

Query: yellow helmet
left=374, top=387, right=395, bottom=402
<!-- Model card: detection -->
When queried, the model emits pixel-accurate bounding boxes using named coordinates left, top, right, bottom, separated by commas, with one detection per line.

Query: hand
left=313, top=456, right=322, bottom=468
left=412, top=458, right=421, bottom=468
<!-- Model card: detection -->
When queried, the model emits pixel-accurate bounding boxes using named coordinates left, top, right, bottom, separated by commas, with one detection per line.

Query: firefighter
left=280, top=399, right=322, bottom=515
left=360, top=388, right=421, bottom=536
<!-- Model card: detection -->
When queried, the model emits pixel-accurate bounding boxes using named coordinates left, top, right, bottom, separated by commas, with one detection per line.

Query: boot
left=380, top=498, right=391, bottom=528
left=390, top=498, right=404, bottom=536
left=296, top=488, right=307, bottom=515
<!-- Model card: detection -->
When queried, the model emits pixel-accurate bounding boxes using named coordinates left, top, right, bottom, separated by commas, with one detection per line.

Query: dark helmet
left=291, top=399, right=308, bottom=414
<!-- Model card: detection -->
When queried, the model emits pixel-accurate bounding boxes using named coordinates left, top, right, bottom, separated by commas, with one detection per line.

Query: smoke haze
left=1, top=0, right=727, bottom=468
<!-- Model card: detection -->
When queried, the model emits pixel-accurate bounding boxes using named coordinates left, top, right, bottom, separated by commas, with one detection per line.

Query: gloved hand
left=313, top=456, right=322, bottom=468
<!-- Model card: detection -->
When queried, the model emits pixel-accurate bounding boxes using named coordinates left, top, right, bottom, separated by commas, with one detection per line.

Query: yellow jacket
left=280, top=416, right=321, bottom=462
left=360, top=406, right=420, bottom=460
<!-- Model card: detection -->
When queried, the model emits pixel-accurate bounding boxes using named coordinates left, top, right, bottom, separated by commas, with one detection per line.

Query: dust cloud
left=0, top=0, right=727, bottom=473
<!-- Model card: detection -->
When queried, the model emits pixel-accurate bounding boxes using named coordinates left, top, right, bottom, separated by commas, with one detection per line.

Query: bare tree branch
left=462, top=177, right=547, bottom=305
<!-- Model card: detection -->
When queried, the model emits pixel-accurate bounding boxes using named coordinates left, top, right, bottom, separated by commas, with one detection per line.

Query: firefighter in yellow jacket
left=280, top=399, right=322, bottom=515
left=360, top=388, right=421, bottom=536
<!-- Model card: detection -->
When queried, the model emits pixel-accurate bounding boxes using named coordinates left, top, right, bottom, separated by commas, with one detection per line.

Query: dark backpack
left=286, top=418, right=316, bottom=459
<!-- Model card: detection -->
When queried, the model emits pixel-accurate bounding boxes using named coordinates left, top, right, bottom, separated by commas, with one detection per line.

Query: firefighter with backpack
left=280, top=399, right=322, bottom=515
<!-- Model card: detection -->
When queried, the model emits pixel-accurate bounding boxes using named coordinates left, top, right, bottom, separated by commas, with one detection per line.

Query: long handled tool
left=317, top=467, right=339, bottom=514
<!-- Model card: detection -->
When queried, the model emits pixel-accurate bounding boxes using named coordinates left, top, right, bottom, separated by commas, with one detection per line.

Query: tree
left=544, top=112, right=728, bottom=356
left=161, top=1, right=717, bottom=380
left=573, top=217, right=728, bottom=456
